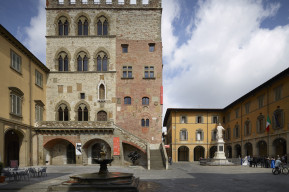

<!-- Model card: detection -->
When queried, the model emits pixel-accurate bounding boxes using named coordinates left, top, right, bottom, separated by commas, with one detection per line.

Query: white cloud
left=162, top=0, right=180, bottom=61
left=23, top=0, right=46, bottom=64
left=163, top=0, right=289, bottom=114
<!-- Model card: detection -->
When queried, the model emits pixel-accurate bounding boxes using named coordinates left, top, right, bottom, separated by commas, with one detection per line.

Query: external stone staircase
left=150, top=149, right=165, bottom=170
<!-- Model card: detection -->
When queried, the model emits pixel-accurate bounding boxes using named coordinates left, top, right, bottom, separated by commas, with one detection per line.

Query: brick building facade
left=33, top=0, right=163, bottom=167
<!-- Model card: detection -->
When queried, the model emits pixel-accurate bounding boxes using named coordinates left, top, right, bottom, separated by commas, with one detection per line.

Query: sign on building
left=113, top=137, right=120, bottom=156
left=76, top=143, right=82, bottom=155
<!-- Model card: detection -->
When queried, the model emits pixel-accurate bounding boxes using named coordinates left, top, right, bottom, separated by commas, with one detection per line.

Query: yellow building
left=164, top=67, right=289, bottom=162
left=0, top=25, right=49, bottom=167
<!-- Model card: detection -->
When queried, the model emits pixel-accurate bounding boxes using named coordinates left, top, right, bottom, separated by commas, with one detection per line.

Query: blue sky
left=1, top=0, right=289, bottom=123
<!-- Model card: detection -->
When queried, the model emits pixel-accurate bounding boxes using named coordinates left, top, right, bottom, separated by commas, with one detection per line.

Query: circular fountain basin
left=67, top=172, right=134, bottom=185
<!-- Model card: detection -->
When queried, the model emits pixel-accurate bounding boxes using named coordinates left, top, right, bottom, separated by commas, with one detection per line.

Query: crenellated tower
left=42, top=0, right=162, bottom=167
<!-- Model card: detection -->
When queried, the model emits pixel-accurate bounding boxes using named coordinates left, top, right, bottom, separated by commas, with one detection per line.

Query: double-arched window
left=77, top=52, right=88, bottom=71
left=77, top=104, right=88, bottom=121
left=141, top=119, right=149, bottom=127
left=77, top=16, right=89, bottom=35
left=97, top=16, right=108, bottom=35
left=58, top=52, right=69, bottom=71
left=96, top=52, right=108, bottom=72
left=58, top=16, right=69, bottom=36
left=58, top=104, right=69, bottom=121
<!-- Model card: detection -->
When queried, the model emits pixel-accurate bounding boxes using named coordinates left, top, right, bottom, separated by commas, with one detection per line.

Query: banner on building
left=76, top=143, right=82, bottom=155
left=113, top=137, right=120, bottom=156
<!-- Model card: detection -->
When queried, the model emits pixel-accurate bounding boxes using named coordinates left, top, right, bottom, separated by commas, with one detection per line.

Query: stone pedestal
left=214, top=139, right=226, bottom=160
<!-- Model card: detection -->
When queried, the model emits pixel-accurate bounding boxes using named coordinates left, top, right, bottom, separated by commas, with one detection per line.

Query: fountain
left=49, top=149, right=140, bottom=192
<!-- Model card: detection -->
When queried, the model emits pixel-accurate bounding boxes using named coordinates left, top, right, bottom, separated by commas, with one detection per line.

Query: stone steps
left=150, top=150, right=165, bottom=170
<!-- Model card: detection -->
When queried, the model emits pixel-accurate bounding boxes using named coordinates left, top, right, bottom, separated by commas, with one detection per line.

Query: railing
left=160, top=142, right=168, bottom=170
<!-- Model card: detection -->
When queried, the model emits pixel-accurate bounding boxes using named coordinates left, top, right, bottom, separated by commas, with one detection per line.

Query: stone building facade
left=164, top=67, right=289, bottom=162
left=35, top=0, right=163, bottom=167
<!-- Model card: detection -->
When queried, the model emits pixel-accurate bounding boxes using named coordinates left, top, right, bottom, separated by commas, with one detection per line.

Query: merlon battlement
left=46, top=0, right=161, bottom=9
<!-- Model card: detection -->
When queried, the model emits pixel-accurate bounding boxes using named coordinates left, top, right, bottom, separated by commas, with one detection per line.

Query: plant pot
left=0, top=176, right=5, bottom=183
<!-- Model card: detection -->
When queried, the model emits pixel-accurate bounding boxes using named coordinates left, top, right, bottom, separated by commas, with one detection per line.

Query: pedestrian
left=271, top=157, right=275, bottom=168
left=168, top=156, right=172, bottom=165
left=266, top=156, right=270, bottom=168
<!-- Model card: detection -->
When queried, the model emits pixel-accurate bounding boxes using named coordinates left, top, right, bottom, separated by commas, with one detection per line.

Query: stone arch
left=73, top=48, right=91, bottom=71
left=94, top=49, right=110, bottom=71
left=272, top=137, right=287, bottom=157
left=256, top=140, right=267, bottom=157
left=74, top=100, right=91, bottom=121
left=54, top=12, right=72, bottom=35
left=194, top=146, right=205, bottom=161
left=93, top=47, right=111, bottom=59
left=43, top=138, right=76, bottom=165
left=97, top=110, right=107, bottom=121
left=178, top=146, right=189, bottom=161
left=209, top=146, right=217, bottom=158
left=82, top=138, right=112, bottom=165
left=4, top=128, right=25, bottom=167
left=94, top=12, right=111, bottom=35
left=54, top=100, right=71, bottom=111
left=234, top=144, right=242, bottom=158
left=54, top=47, right=71, bottom=71
left=122, top=142, right=147, bottom=166
left=54, top=100, right=71, bottom=121
left=97, top=80, right=106, bottom=100
left=244, top=142, right=253, bottom=157
left=74, top=12, right=91, bottom=35
left=226, top=145, right=232, bottom=158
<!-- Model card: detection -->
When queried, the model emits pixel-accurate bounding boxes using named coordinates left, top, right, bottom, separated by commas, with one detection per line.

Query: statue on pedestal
left=216, top=123, right=225, bottom=141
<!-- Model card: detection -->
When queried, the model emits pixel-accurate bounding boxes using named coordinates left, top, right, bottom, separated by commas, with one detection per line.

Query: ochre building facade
left=164, top=68, right=289, bottom=163
left=0, top=25, right=49, bottom=167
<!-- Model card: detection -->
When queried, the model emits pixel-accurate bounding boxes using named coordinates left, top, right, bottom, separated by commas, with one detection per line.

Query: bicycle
left=272, top=163, right=289, bottom=175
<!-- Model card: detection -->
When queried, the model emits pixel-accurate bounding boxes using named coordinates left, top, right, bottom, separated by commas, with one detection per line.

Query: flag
left=266, top=115, right=271, bottom=132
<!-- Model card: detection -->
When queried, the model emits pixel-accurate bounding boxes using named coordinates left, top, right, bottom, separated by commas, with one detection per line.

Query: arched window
left=77, top=104, right=88, bottom=121
left=97, top=111, right=107, bottom=121
left=96, top=52, right=108, bottom=72
left=141, top=118, right=149, bottom=127
left=58, top=52, right=69, bottom=71
left=58, top=17, right=69, bottom=36
left=76, top=52, right=88, bottom=71
left=58, top=104, right=69, bottom=121
left=97, top=16, right=108, bottom=35
left=124, top=97, right=131, bottom=105
left=142, top=97, right=149, bottom=105
left=99, top=84, right=105, bottom=100
left=77, top=16, right=89, bottom=35
left=180, top=129, right=188, bottom=141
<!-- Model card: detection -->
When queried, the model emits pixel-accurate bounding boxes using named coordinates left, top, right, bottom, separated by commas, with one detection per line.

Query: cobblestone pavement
left=0, top=162, right=288, bottom=192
